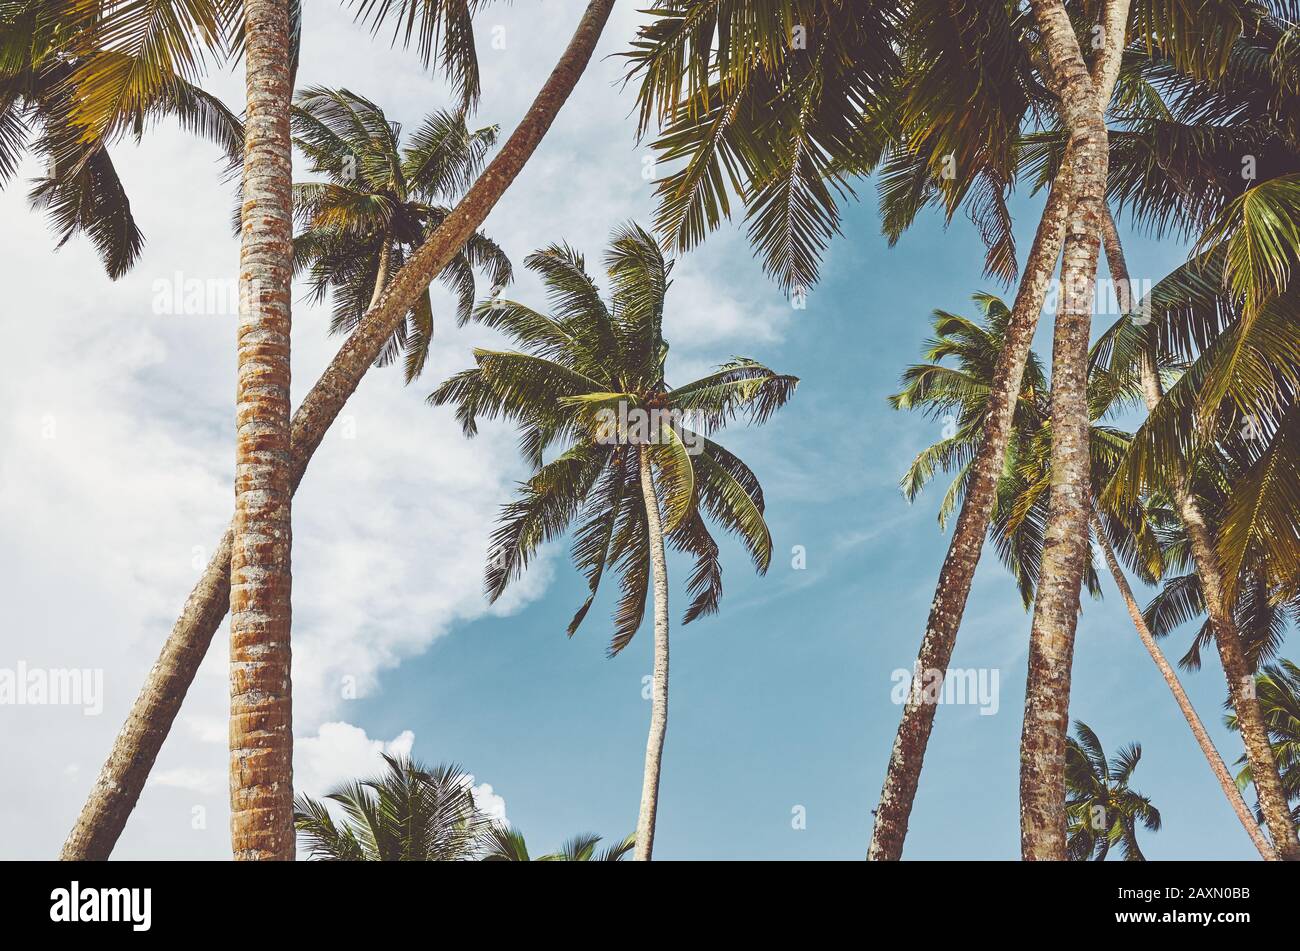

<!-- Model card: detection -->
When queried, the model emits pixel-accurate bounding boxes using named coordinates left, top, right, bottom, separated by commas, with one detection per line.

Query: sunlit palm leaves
left=0, top=0, right=242, bottom=276
left=430, top=223, right=796, bottom=654
left=290, top=86, right=511, bottom=381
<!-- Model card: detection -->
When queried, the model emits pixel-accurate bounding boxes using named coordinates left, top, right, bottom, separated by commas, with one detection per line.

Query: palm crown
left=291, top=86, right=512, bottom=381
left=430, top=222, right=797, bottom=654
left=1065, top=720, right=1162, bottom=861
left=293, top=754, right=491, bottom=861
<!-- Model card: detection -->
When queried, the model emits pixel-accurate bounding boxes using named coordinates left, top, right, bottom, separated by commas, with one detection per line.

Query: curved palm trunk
left=1099, top=210, right=1299, bottom=860
left=1089, top=511, right=1276, bottom=860
left=634, top=447, right=670, bottom=861
left=868, top=0, right=1134, bottom=862
left=1018, top=0, right=1128, bottom=862
left=866, top=152, right=1076, bottom=862
left=59, top=0, right=618, bottom=861
left=230, top=0, right=296, bottom=861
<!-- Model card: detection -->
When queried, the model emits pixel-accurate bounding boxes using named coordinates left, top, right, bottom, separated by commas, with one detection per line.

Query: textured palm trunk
left=1018, top=0, right=1128, bottom=863
left=1099, top=211, right=1300, bottom=860
left=230, top=0, right=295, bottom=862
left=59, top=0, right=617, bottom=861
left=634, top=447, right=670, bottom=861
left=1089, top=512, right=1276, bottom=860
left=368, top=242, right=392, bottom=310
left=867, top=158, right=1076, bottom=862
left=868, top=0, right=1136, bottom=863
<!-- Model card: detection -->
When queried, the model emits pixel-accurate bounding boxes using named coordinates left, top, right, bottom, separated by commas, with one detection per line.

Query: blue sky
left=0, top=3, right=1272, bottom=860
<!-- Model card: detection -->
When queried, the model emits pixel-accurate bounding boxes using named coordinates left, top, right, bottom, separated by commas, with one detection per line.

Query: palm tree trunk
left=59, top=0, right=617, bottom=861
left=1099, top=209, right=1300, bottom=860
left=230, top=0, right=295, bottom=862
left=368, top=241, right=392, bottom=310
left=634, top=447, right=670, bottom=861
left=1089, top=511, right=1277, bottom=860
left=868, top=0, right=1133, bottom=861
left=1018, top=0, right=1128, bottom=862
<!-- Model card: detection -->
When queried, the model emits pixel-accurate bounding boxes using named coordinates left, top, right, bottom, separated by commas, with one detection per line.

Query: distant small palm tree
left=293, top=754, right=490, bottom=861
left=290, top=86, right=512, bottom=381
left=482, top=826, right=634, bottom=861
left=431, top=222, right=797, bottom=859
left=1065, top=721, right=1161, bottom=861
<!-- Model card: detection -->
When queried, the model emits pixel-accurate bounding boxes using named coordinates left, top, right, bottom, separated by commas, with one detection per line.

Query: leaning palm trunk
left=869, top=0, right=1132, bottom=860
left=866, top=152, right=1076, bottom=861
left=1018, top=0, right=1129, bottom=862
left=1089, top=511, right=1276, bottom=860
left=231, top=0, right=296, bottom=862
left=59, top=0, right=618, bottom=861
left=1099, top=210, right=1300, bottom=860
left=634, top=447, right=670, bottom=861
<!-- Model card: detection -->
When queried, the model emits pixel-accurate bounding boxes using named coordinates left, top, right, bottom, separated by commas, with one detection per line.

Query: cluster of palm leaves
left=294, top=754, right=633, bottom=861
left=4, top=0, right=1297, bottom=862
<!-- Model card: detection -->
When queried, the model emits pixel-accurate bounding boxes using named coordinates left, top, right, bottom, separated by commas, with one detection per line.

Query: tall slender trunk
left=59, top=0, right=617, bottom=861
left=634, top=447, right=670, bottom=861
left=230, top=0, right=295, bottom=862
left=1099, top=210, right=1300, bottom=860
left=869, top=0, right=1132, bottom=861
left=1018, top=0, right=1128, bottom=862
left=1089, top=511, right=1276, bottom=860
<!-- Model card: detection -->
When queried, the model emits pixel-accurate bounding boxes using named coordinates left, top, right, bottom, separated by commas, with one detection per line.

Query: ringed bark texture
left=1018, top=0, right=1128, bottom=863
left=60, top=0, right=618, bottom=861
left=1100, top=208, right=1298, bottom=860
left=866, top=159, right=1074, bottom=860
left=634, top=448, right=671, bottom=861
left=230, top=0, right=295, bottom=862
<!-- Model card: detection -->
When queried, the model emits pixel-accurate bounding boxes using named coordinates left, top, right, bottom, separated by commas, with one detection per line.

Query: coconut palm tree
left=291, top=86, right=512, bottom=382
left=293, top=755, right=490, bottom=860
left=1065, top=721, right=1161, bottom=861
left=481, top=826, right=635, bottom=861
left=0, top=0, right=243, bottom=277
left=1228, top=660, right=1300, bottom=830
left=893, top=293, right=1276, bottom=858
left=63, top=0, right=616, bottom=861
left=430, top=223, right=797, bottom=859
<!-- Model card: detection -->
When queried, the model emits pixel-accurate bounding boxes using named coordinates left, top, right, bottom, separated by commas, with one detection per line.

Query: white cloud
left=294, top=722, right=416, bottom=802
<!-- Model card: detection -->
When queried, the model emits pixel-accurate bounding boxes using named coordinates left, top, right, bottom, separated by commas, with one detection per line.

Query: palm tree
left=893, top=293, right=1275, bottom=858
left=481, top=826, right=635, bottom=861
left=1228, top=660, right=1300, bottom=831
left=293, top=755, right=490, bottom=860
left=291, top=86, right=512, bottom=382
left=430, top=223, right=797, bottom=859
left=0, top=1, right=243, bottom=277
left=1064, top=721, right=1161, bottom=861
left=63, top=0, right=616, bottom=861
